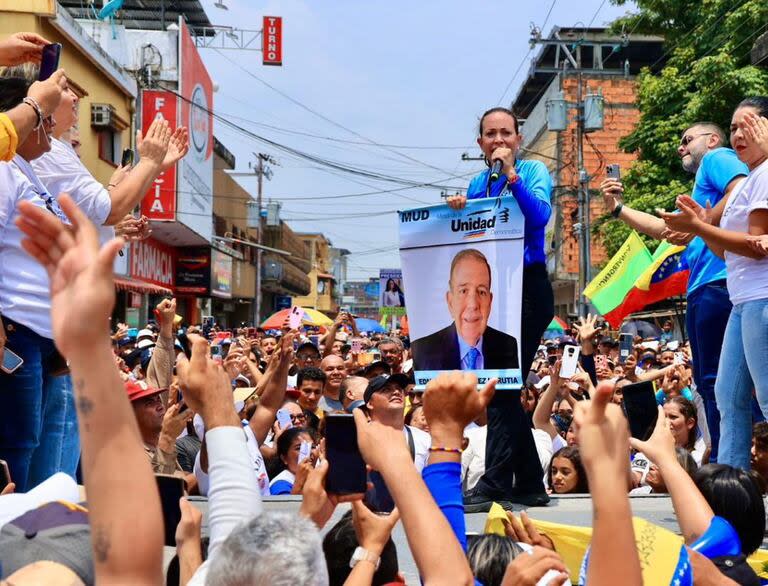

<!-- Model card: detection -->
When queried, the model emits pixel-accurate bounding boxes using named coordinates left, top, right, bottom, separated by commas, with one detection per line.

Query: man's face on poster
left=446, top=256, right=493, bottom=347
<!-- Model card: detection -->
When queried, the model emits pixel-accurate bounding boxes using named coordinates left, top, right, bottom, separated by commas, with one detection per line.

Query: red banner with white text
left=262, top=16, right=283, bottom=66
left=140, top=90, right=178, bottom=221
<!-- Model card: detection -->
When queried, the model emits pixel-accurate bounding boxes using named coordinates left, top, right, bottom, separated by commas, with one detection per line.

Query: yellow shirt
left=0, top=113, right=18, bottom=162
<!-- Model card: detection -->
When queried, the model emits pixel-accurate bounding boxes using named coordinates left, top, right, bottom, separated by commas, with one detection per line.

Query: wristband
left=611, top=202, right=624, bottom=219
left=428, top=446, right=464, bottom=454
left=22, top=97, right=43, bottom=130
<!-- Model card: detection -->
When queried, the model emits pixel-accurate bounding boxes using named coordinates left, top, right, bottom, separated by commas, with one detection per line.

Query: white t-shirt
left=720, top=160, right=768, bottom=305
left=0, top=157, right=72, bottom=338
left=32, top=137, right=112, bottom=227
left=408, top=425, right=431, bottom=472
left=194, top=424, right=271, bottom=497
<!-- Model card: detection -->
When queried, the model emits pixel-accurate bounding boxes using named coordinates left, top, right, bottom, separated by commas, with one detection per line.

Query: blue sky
left=198, top=0, right=634, bottom=280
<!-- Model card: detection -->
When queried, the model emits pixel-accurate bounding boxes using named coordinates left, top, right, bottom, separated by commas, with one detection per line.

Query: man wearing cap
left=364, top=374, right=431, bottom=472
left=319, top=355, right=347, bottom=413
left=411, top=249, right=519, bottom=371
left=126, top=379, right=192, bottom=481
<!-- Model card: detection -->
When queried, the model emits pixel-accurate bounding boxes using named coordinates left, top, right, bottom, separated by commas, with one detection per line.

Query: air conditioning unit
left=91, top=104, right=115, bottom=128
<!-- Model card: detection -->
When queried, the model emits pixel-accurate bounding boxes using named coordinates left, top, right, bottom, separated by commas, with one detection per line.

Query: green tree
left=596, top=0, right=768, bottom=256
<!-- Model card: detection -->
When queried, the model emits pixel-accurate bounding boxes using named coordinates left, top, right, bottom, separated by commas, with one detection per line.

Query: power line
left=586, top=0, right=607, bottom=28
left=211, top=49, right=457, bottom=177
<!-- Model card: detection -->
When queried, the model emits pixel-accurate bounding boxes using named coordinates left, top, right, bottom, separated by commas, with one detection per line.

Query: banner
left=176, top=247, right=210, bottom=295
left=262, top=16, right=283, bottom=66
left=140, top=90, right=177, bottom=221
left=211, top=249, right=233, bottom=299
left=178, top=18, right=213, bottom=241
left=379, top=268, right=406, bottom=316
left=399, top=196, right=524, bottom=390
left=130, top=238, right=175, bottom=289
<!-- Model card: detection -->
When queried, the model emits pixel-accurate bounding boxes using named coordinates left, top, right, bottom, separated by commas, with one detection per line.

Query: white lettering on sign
left=131, top=241, right=173, bottom=286
left=154, top=96, right=165, bottom=110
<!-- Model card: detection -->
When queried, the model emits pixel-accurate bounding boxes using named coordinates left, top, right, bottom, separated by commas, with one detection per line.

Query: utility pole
left=252, top=152, right=276, bottom=325
left=531, top=28, right=628, bottom=316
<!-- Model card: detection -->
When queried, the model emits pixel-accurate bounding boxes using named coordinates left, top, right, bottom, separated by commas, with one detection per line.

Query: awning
left=114, top=276, right=173, bottom=296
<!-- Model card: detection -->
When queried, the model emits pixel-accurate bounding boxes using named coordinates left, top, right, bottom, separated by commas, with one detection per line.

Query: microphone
left=489, top=159, right=503, bottom=182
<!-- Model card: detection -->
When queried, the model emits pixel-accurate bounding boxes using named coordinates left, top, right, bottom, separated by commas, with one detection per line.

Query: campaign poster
left=379, top=268, right=406, bottom=316
left=399, top=196, right=525, bottom=390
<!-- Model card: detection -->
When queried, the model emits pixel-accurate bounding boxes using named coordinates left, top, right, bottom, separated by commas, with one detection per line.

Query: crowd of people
left=1, top=31, right=768, bottom=585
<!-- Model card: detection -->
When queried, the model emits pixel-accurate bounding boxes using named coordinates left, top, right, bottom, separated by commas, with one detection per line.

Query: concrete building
left=293, top=233, right=336, bottom=314
left=512, top=27, right=665, bottom=317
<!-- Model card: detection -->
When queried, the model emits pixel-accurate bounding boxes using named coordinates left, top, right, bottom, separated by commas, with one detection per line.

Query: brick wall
left=555, top=76, right=640, bottom=274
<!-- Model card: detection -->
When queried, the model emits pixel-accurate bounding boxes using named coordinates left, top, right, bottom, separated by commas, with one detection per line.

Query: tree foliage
left=596, top=0, right=768, bottom=256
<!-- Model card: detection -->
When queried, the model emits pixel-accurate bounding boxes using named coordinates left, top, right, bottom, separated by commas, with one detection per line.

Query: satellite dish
left=98, top=0, right=124, bottom=20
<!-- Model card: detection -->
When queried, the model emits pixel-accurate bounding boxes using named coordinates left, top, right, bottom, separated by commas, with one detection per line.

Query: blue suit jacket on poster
left=411, top=323, right=519, bottom=371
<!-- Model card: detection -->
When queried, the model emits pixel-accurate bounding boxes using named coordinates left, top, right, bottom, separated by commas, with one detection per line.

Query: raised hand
left=572, top=313, right=599, bottom=342
left=27, top=69, right=67, bottom=116
left=599, top=178, right=624, bottom=209
left=629, top=405, right=676, bottom=469
left=351, top=499, right=400, bottom=554
left=660, top=228, right=695, bottom=246
left=137, top=118, right=171, bottom=168
left=446, top=193, right=468, bottom=210
left=742, top=112, right=768, bottom=157
left=161, top=126, right=190, bottom=171
left=177, top=334, right=239, bottom=429
left=423, top=371, right=496, bottom=434
left=0, top=32, right=50, bottom=65
left=155, top=298, right=177, bottom=337
left=353, top=408, right=411, bottom=473
left=15, top=193, right=124, bottom=357
left=114, top=214, right=151, bottom=242
left=659, top=195, right=708, bottom=233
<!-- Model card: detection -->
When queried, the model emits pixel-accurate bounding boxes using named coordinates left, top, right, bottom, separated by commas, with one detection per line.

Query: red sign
left=140, top=90, right=178, bottom=221
left=130, top=238, right=175, bottom=290
left=262, top=16, right=283, bottom=66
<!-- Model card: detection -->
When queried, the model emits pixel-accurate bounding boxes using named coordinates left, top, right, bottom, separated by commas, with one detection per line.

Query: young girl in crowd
left=547, top=446, right=588, bottom=494
left=269, top=427, right=314, bottom=495
left=665, top=396, right=708, bottom=466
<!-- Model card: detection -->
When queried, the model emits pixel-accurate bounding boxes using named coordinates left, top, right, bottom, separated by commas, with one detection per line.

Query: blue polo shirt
left=466, top=159, right=553, bottom=266
left=685, top=148, right=748, bottom=294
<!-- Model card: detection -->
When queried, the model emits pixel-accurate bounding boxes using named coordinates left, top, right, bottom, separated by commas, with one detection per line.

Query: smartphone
left=559, top=345, right=581, bottom=378
left=247, top=327, right=256, bottom=337
left=288, top=306, right=303, bottom=330
left=38, top=43, right=62, bottom=81
left=621, top=381, right=658, bottom=441
left=0, top=459, right=11, bottom=492
left=276, top=408, right=292, bottom=430
left=619, top=333, right=634, bottom=364
left=325, top=414, right=367, bottom=495
left=209, top=345, right=221, bottom=363
left=547, top=354, right=557, bottom=366
left=595, top=354, right=609, bottom=371
left=121, top=148, right=134, bottom=167
left=351, top=338, right=362, bottom=354
left=155, top=474, right=185, bottom=546
left=606, top=164, right=621, bottom=180
left=298, top=440, right=312, bottom=464
left=1, top=348, right=24, bottom=374
left=674, top=352, right=686, bottom=366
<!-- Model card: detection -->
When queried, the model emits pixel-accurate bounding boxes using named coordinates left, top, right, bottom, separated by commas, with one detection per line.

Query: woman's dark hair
left=276, top=426, right=311, bottom=464
left=386, top=278, right=401, bottom=293
left=547, top=445, right=589, bottom=494
left=323, top=510, right=399, bottom=586
left=466, top=534, right=523, bottom=586
left=736, top=96, right=768, bottom=119
left=478, top=106, right=520, bottom=135
left=0, top=77, right=33, bottom=113
left=694, top=464, right=765, bottom=555
left=667, top=396, right=698, bottom=451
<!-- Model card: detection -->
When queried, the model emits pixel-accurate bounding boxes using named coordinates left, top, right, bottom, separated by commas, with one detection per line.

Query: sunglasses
left=679, top=132, right=713, bottom=147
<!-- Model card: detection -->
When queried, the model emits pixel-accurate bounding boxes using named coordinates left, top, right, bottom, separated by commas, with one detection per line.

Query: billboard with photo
left=178, top=18, right=213, bottom=242
left=379, top=268, right=405, bottom=316
left=399, top=196, right=525, bottom=390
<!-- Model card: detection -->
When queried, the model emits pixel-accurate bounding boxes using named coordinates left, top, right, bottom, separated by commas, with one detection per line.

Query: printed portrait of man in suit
left=411, top=248, right=519, bottom=371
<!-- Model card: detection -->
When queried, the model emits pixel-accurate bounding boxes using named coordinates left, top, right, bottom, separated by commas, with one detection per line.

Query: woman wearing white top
left=662, top=97, right=768, bottom=469
left=0, top=76, right=173, bottom=491
left=382, top=278, right=403, bottom=307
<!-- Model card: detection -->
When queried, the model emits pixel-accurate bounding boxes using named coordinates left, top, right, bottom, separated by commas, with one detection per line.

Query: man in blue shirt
left=601, top=122, right=748, bottom=461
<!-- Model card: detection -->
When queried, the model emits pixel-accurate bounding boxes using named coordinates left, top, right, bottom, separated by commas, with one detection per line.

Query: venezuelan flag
left=603, top=241, right=689, bottom=327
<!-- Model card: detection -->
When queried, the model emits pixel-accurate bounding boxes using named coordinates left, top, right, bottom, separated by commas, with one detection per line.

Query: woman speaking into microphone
left=447, top=106, right=554, bottom=510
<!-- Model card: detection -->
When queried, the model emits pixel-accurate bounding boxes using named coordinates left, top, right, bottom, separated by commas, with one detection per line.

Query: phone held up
left=606, top=164, right=621, bottom=181
left=121, top=148, right=134, bottom=167
left=38, top=43, right=62, bottom=81
left=324, top=414, right=367, bottom=495
left=559, top=345, right=581, bottom=378
left=155, top=474, right=185, bottom=546
left=619, top=333, right=634, bottom=364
